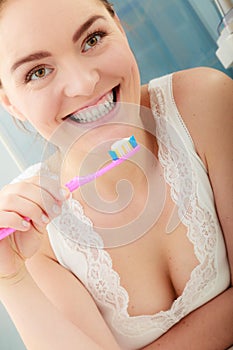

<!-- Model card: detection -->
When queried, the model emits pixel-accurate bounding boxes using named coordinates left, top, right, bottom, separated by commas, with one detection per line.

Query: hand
left=0, top=176, right=69, bottom=279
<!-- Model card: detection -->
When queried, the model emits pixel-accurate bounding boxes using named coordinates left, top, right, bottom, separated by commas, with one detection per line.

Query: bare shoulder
left=172, top=67, right=233, bottom=166
left=172, top=66, right=233, bottom=125
left=140, top=67, right=233, bottom=167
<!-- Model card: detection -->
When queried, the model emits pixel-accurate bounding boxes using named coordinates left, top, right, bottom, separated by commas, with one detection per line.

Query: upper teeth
left=70, top=91, right=115, bottom=123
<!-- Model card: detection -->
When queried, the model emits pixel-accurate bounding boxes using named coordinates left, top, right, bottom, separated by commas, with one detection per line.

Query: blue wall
left=112, top=0, right=233, bottom=83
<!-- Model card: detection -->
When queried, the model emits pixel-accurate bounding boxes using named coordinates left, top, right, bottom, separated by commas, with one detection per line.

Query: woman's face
left=0, top=0, right=141, bottom=141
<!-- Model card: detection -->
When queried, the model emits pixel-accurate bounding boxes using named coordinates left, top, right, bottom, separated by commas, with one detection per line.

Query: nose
left=62, top=60, right=100, bottom=97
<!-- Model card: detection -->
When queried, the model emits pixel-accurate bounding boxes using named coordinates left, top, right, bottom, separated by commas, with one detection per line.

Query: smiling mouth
left=67, top=87, right=118, bottom=124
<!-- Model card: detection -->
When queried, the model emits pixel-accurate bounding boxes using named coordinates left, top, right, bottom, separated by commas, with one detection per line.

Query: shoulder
left=172, top=66, right=233, bottom=118
left=172, top=67, right=233, bottom=166
left=141, top=67, right=233, bottom=165
left=141, top=66, right=233, bottom=110
left=173, top=66, right=233, bottom=110
left=172, top=67, right=233, bottom=122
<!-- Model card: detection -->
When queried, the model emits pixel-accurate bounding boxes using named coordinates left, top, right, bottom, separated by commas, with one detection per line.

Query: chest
left=105, top=209, right=199, bottom=317
left=74, top=182, right=199, bottom=317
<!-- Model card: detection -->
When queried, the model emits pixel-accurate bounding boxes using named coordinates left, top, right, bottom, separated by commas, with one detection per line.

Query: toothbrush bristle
left=109, top=135, right=138, bottom=161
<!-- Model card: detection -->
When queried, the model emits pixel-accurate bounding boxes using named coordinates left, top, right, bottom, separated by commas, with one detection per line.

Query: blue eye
left=26, top=66, right=53, bottom=82
left=83, top=31, right=106, bottom=52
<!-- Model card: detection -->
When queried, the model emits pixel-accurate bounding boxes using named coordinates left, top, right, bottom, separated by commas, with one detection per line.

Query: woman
left=0, top=0, right=232, bottom=349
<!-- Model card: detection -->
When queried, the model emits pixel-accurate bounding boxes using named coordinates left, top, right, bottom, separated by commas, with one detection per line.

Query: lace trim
left=54, top=198, right=176, bottom=334
left=54, top=178, right=217, bottom=336
left=52, top=198, right=131, bottom=312
left=149, top=86, right=166, bottom=118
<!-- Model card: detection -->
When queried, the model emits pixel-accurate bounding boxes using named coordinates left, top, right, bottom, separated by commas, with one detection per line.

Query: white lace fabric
left=13, top=74, right=230, bottom=350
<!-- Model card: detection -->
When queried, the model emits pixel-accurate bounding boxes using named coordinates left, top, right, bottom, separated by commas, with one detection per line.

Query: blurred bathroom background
left=0, top=0, right=232, bottom=349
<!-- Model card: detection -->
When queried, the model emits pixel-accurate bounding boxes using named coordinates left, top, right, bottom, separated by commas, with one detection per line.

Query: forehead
left=0, top=0, right=107, bottom=51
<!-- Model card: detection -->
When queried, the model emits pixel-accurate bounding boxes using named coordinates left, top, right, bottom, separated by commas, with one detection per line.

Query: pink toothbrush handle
left=66, top=145, right=140, bottom=192
left=0, top=227, right=17, bottom=240
left=0, top=144, right=140, bottom=239
left=66, top=158, right=125, bottom=192
left=0, top=217, right=30, bottom=241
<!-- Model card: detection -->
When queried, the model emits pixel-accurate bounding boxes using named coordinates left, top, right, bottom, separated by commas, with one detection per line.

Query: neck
left=60, top=129, right=157, bottom=198
left=55, top=101, right=158, bottom=193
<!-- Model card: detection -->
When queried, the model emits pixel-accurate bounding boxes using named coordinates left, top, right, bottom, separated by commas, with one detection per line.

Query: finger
left=0, top=211, right=31, bottom=233
left=0, top=180, right=65, bottom=223
left=2, top=178, right=69, bottom=209
left=25, top=176, right=70, bottom=202
left=0, top=193, right=51, bottom=227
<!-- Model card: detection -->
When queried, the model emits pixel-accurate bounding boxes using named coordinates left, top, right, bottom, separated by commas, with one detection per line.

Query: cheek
left=103, top=48, right=140, bottom=104
left=102, top=42, right=140, bottom=81
left=7, top=89, right=57, bottom=126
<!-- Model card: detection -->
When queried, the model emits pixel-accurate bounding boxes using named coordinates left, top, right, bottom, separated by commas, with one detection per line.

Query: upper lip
left=63, top=88, right=117, bottom=120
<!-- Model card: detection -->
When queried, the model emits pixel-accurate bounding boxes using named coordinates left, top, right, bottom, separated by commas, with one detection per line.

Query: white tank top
left=14, top=74, right=230, bottom=349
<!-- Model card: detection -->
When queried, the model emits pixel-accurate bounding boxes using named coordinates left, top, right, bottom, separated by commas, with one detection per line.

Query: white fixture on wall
left=214, top=0, right=233, bottom=68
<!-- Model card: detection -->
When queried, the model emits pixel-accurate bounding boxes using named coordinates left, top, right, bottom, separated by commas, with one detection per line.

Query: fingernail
left=41, top=214, right=50, bottom=224
left=22, top=220, right=30, bottom=228
left=52, top=204, right=61, bottom=215
left=59, top=188, right=69, bottom=200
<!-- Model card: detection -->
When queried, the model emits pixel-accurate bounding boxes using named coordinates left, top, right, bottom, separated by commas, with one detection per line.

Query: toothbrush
left=0, top=135, right=140, bottom=240
left=66, top=135, right=140, bottom=191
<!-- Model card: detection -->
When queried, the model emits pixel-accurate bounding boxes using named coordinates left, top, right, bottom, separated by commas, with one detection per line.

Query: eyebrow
left=72, top=15, right=105, bottom=43
left=11, top=51, right=52, bottom=73
left=10, top=15, right=105, bottom=73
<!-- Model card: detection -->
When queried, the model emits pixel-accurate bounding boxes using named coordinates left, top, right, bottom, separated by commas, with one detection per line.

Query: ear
left=0, top=91, right=26, bottom=121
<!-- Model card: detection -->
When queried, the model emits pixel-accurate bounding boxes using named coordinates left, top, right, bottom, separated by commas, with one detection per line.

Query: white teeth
left=105, top=101, right=110, bottom=109
left=86, top=111, right=92, bottom=120
left=99, top=104, right=106, bottom=114
left=69, top=90, right=115, bottom=123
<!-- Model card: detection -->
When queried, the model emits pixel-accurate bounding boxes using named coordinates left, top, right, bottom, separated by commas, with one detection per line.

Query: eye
left=83, top=31, right=106, bottom=52
left=26, top=66, right=53, bottom=82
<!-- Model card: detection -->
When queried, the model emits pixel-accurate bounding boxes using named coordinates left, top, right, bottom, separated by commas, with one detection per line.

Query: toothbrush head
left=108, top=135, right=139, bottom=161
